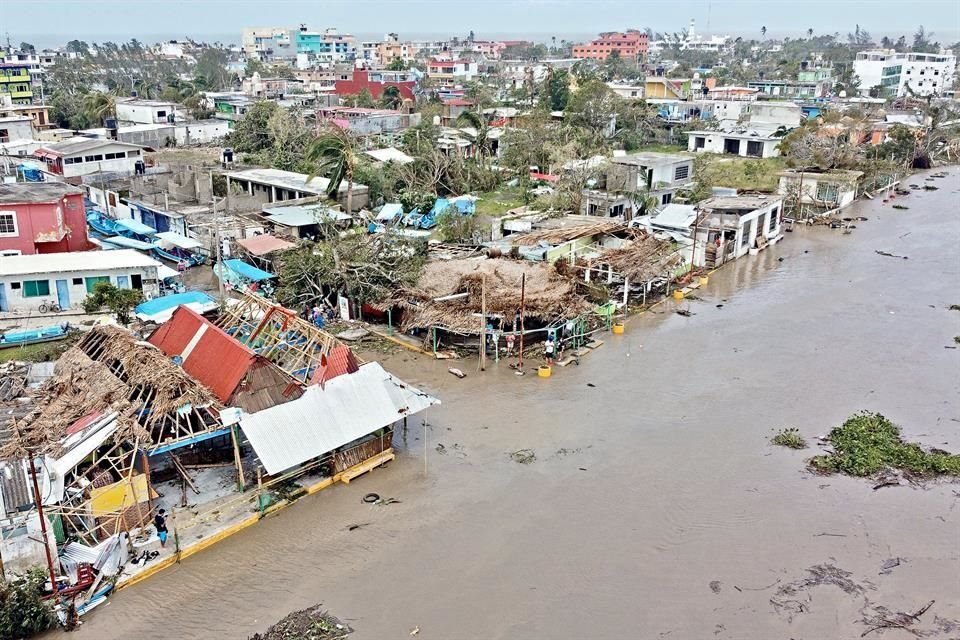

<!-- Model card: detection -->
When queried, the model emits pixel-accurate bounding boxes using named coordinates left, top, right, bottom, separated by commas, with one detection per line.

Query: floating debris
left=875, top=250, right=908, bottom=260
left=249, top=605, right=352, bottom=640
left=510, top=449, right=536, bottom=464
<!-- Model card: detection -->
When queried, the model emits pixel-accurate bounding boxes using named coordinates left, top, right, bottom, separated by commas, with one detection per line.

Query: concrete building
left=581, top=152, right=696, bottom=219
left=115, top=99, right=178, bottom=125
left=691, top=196, right=784, bottom=267
left=34, top=138, right=146, bottom=180
left=0, top=100, right=54, bottom=133
left=0, top=250, right=162, bottom=312
left=0, top=59, right=33, bottom=104
left=312, top=106, right=421, bottom=137
left=0, top=183, right=89, bottom=256
left=334, top=69, right=419, bottom=101
left=426, top=60, right=479, bottom=87
left=854, top=50, right=957, bottom=98
left=242, top=27, right=295, bottom=61
left=0, top=115, right=34, bottom=144
left=225, top=168, right=370, bottom=210
left=777, top=169, right=864, bottom=216
left=687, top=129, right=783, bottom=158
left=573, top=30, right=649, bottom=61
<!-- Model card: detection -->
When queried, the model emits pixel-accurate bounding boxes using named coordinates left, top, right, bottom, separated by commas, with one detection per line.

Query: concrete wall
left=0, top=512, right=58, bottom=577
left=0, top=118, right=34, bottom=142
left=0, top=193, right=88, bottom=255
left=116, top=102, right=176, bottom=125
left=175, top=121, right=230, bottom=145
left=0, top=265, right=161, bottom=311
left=688, top=133, right=780, bottom=158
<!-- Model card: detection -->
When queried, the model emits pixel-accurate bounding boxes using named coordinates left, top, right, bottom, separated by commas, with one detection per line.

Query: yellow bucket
left=672, top=290, right=685, bottom=301
left=612, top=322, right=625, bottom=334
left=699, top=276, right=709, bottom=286
left=538, top=365, right=552, bottom=378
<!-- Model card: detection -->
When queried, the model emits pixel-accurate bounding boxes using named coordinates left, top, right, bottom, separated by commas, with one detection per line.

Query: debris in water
left=875, top=250, right=908, bottom=260
left=435, top=443, right=447, bottom=454
left=676, top=309, right=695, bottom=317
left=409, top=627, right=420, bottom=636
left=586, top=383, right=596, bottom=388
left=362, top=493, right=381, bottom=503
left=248, top=605, right=352, bottom=640
left=510, top=449, right=536, bottom=464
left=892, top=204, right=909, bottom=210
left=709, top=581, right=722, bottom=594
left=879, top=557, right=904, bottom=575
left=948, top=304, right=960, bottom=312
left=448, top=367, right=466, bottom=378
left=716, top=304, right=724, bottom=308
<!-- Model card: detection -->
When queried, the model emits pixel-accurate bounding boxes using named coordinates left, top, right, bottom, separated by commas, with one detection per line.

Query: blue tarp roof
left=430, top=198, right=450, bottom=216
left=135, top=291, right=216, bottom=316
left=115, top=218, right=157, bottom=235
left=100, top=235, right=157, bottom=250
left=377, top=203, right=404, bottom=221
left=224, top=259, right=274, bottom=282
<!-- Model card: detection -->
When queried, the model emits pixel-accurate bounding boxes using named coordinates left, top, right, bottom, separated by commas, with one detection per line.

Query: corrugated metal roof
left=240, top=362, right=439, bottom=475
left=135, top=291, right=217, bottom=323
left=236, top=234, right=297, bottom=256
left=309, top=345, right=360, bottom=385
left=148, top=306, right=257, bottom=402
left=0, top=249, right=162, bottom=277
left=222, top=259, right=274, bottom=282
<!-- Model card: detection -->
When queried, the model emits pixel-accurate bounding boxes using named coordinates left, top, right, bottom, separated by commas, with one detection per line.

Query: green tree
left=66, top=40, right=89, bottom=54
left=380, top=85, right=403, bottom=110
left=194, top=49, right=231, bottom=90
left=565, top=79, right=618, bottom=141
left=436, top=207, right=480, bottom=243
left=545, top=68, right=570, bottom=111
left=0, top=567, right=55, bottom=637
left=82, top=282, right=142, bottom=324
left=387, top=57, right=408, bottom=71
left=19, top=42, right=36, bottom=53
left=305, top=126, right=360, bottom=214
left=456, top=110, right=493, bottom=162
left=228, top=100, right=279, bottom=152
left=356, top=88, right=376, bottom=108
left=245, top=59, right=265, bottom=76
left=82, top=91, right=117, bottom=126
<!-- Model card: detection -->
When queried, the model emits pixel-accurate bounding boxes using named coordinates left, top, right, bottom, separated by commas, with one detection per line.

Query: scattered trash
left=875, top=250, right=908, bottom=260
left=362, top=493, right=380, bottom=504
left=510, top=449, right=536, bottom=464
left=676, top=309, right=695, bottom=317
left=248, top=605, right=352, bottom=640
left=409, top=627, right=420, bottom=636
left=777, top=257, right=785, bottom=262
left=879, top=557, right=904, bottom=575
left=923, top=185, right=939, bottom=190
left=709, top=580, right=722, bottom=594
left=892, top=205, right=909, bottom=210
left=586, top=383, right=596, bottom=388
left=861, top=599, right=936, bottom=637
left=716, top=304, right=725, bottom=308
left=448, top=367, right=466, bottom=378
left=948, top=305, right=960, bottom=312
left=347, top=522, right=371, bottom=531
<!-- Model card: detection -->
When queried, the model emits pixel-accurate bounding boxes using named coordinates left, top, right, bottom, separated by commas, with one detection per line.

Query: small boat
left=151, top=245, right=205, bottom=266
left=0, top=323, right=74, bottom=350
left=152, top=232, right=205, bottom=267
left=86, top=210, right=120, bottom=236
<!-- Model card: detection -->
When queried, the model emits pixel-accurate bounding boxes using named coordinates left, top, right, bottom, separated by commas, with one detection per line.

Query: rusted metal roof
left=236, top=234, right=297, bottom=256
left=148, top=306, right=257, bottom=403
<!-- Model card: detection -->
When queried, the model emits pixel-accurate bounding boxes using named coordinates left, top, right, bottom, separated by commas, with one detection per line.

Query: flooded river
left=68, top=171, right=960, bottom=639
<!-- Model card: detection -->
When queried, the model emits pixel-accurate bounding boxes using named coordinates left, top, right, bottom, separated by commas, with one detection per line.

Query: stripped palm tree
left=455, top=110, right=492, bottom=164
left=305, top=126, right=359, bottom=214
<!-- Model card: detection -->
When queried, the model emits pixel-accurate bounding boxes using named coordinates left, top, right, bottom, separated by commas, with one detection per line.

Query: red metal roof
left=529, top=172, right=560, bottom=183
left=309, top=345, right=360, bottom=386
left=148, top=306, right=257, bottom=402
left=67, top=411, right=103, bottom=435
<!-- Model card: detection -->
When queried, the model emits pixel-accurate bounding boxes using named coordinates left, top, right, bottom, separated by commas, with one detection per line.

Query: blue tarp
left=135, top=291, right=216, bottom=317
left=451, top=196, right=476, bottom=215
left=223, top=259, right=274, bottom=282
left=429, top=198, right=450, bottom=216
left=115, top=218, right=157, bottom=236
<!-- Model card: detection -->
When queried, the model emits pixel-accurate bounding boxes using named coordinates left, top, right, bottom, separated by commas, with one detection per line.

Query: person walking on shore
left=154, top=509, right=169, bottom=547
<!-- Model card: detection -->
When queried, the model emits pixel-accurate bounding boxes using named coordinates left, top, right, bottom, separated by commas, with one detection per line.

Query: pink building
left=0, top=182, right=91, bottom=256
left=573, top=30, right=649, bottom=61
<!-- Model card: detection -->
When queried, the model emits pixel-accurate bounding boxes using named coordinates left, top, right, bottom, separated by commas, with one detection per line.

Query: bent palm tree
left=82, top=91, right=116, bottom=126
left=456, top=110, right=491, bottom=163
left=306, top=127, right=359, bottom=214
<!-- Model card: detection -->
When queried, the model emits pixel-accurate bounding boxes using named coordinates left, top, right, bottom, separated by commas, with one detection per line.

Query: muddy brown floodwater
left=65, top=171, right=960, bottom=640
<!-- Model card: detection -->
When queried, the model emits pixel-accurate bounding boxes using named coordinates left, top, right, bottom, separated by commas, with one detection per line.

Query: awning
left=115, top=218, right=157, bottom=235
left=99, top=235, right=157, bottom=250
left=155, top=231, right=203, bottom=249
left=264, top=205, right=352, bottom=227
left=223, top=259, right=274, bottom=282
left=236, top=234, right=297, bottom=256
left=156, top=265, right=180, bottom=280
left=240, top=362, right=439, bottom=475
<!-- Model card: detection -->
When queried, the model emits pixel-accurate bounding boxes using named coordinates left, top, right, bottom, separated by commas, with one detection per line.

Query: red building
left=334, top=69, right=418, bottom=100
left=0, top=182, right=91, bottom=256
left=572, top=30, right=649, bottom=61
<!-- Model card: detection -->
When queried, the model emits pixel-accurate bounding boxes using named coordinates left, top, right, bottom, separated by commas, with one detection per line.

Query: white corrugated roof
left=0, top=249, right=163, bottom=277
left=651, top=204, right=698, bottom=230
left=240, top=362, right=439, bottom=475
left=365, top=147, right=414, bottom=165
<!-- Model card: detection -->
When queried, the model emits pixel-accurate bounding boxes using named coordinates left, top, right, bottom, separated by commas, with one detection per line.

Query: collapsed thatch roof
left=380, top=257, right=591, bottom=334
left=594, top=233, right=683, bottom=283
left=0, top=326, right=223, bottom=460
left=512, top=221, right=627, bottom=246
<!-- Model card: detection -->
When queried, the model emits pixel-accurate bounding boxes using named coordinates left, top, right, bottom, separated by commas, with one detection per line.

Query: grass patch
left=810, top=411, right=960, bottom=477
left=772, top=427, right=808, bottom=449
left=474, top=186, right=527, bottom=217
left=0, top=334, right=80, bottom=363
left=699, top=156, right=788, bottom=193
left=629, top=143, right=688, bottom=154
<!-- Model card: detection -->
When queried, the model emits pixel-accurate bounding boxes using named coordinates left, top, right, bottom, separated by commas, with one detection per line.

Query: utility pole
left=212, top=194, right=226, bottom=304
left=517, top=273, right=526, bottom=370
left=28, top=455, right=59, bottom=595
left=479, top=275, right=486, bottom=371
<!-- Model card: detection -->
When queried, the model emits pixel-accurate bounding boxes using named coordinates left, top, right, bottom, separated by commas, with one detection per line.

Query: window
left=694, top=136, right=706, bottom=149
left=127, top=150, right=141, bottom=157
left=610, top=204, right=624, bottom=217
left=64, top=157, right=79, bottom=164
left=741, top=219, right=753, bottom=248
left=131, top=274, right=143, bottom=290
left=10, top=282, right=21, bottom=290
left=72, top=277, right=83, bottom=285
left=0, top=212, right=17, bottom=236
left=769, top=207, right=779, bottom=232
left=85, top=276, right=110, bottom=293
left=746, top=140, right=763, bottom=157
left=0, top=129, right=8, bottom=143
left=815, top=182, right=840, bottom=203
left=674, top=165, right=690, bottom=181
left=661, top=193, right=672, bottom=205
left=23, top=280, right=50, bottom=298
left=0, top=249, right=21, bottom=257
left=156, top=110, right=166, bottom=118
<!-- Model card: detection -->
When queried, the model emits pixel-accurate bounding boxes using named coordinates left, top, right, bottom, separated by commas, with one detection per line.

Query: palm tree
left=761, top=26, right=767, bottom=39
left=807, top=28, right=814, bottom=39
left=82, top=91, right=116, bottom=126
left=456, top=110, right=492, bottom=163
left=305, top=127, right=359, bottom=214
left=380, top=85, right=403, bottom=110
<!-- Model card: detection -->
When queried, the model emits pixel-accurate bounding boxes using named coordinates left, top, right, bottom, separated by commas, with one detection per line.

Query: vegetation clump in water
left=810, top=412, right=960, bottom=477
left=249, top=605, right=352, bottom=640
left=772, top=428, right=808, bottom=449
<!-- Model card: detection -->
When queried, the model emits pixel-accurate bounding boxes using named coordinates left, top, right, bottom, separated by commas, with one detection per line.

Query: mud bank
left=63, top=171, right=960, bottom=639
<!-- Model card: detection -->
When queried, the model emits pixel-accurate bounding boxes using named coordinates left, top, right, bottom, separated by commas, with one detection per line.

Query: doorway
left=55, top=279, right=70, bottom=309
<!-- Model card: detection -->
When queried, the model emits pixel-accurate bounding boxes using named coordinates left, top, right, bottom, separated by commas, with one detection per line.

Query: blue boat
left=151, top=245, right=205, bottom=266
left=151, top=232, right=205, bottom=267
left=86, top=210, right=121, bottom=236
left=0, top=323, right=74, bottom=350
left=114, top=218, right=157, bottom=241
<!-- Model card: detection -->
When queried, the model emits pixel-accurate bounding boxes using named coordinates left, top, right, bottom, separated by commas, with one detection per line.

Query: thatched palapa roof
left=513, top=221, right=627, bottom=246
left=381, top=257, right=591, bottom=334
left=594, top=233, right=683, bottom=283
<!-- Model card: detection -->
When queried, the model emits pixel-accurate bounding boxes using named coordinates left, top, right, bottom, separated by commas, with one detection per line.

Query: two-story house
left=581, top=152, right=696, bottom=220
left=0, top=182, right=90, bottom=256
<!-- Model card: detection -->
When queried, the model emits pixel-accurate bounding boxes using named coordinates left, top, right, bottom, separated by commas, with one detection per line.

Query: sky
left=3, top=0, right=959, bottom=47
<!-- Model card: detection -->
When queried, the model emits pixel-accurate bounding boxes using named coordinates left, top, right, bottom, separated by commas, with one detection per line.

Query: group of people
left=306, top=302, right=336, bottom=328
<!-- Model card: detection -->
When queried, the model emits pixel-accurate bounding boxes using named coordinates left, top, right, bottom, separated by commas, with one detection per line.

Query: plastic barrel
left=612, top=322, right=625, bottom=334
left=538, top=365, right=552, bottom=378
left=673, top=290, right=685, bottom=301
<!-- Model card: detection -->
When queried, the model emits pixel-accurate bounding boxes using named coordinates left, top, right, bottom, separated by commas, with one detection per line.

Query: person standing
left=544, top=337, right=555, bottom=365
left=154, top=509, right=169, bottom=547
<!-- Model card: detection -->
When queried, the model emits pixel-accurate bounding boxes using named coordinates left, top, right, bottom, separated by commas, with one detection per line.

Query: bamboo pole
left=232, top=424, right=245, bottom=492
left=518, top=273, right=526, bottom=369
left=479, top=275, right=486, bottom=372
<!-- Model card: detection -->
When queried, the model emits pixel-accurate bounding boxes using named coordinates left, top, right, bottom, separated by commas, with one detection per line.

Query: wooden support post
left=479, top=275, right=486, bottom=371
left=232, top=424, right=245, bottom=492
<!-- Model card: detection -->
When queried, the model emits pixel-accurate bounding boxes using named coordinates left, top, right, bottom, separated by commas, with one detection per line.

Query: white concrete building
left=777, top=169, right=864, bottom=216
left=691, top=195, right=784, bottom=267
left=687, top=129, right=782, bottom=158
left=854, top=50, right=957, bottom=98
left=0, top=249, right=162, bottom=312
left=0, top=116, right=34, bottom=144
left=34, top=138, right=146, bottom=179
left=116, top=99, right=179, bottom=125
